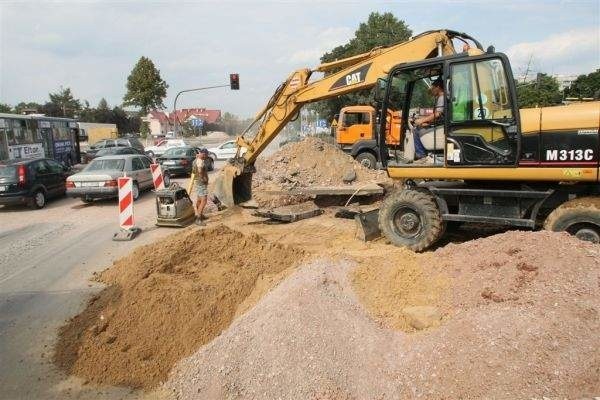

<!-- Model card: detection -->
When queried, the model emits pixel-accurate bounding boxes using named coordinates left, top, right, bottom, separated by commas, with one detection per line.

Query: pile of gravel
left=166, top=231, right=600, bottom=399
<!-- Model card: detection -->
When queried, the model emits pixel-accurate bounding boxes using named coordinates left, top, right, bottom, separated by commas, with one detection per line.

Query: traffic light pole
left=172, top=84, right=230, bottom=136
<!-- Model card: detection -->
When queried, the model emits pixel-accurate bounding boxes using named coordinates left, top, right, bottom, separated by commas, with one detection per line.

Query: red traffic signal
left=229, top=73, right=240, bottom=90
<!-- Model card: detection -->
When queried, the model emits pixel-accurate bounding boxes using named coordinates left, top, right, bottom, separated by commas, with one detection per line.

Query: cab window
left=450, top=58, right=513, bottom=122
left=342, top=112, right=370, bottom=127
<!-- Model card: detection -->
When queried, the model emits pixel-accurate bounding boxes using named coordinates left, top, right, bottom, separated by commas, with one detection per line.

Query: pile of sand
left=53, top=225, right=305, bottom=389
left=166, top=230, right=600, bottom=399
left=252, top=137, right=390, bottom=207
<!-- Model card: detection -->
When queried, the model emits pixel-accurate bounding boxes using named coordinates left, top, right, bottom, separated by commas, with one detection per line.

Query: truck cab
left=334, top=105, right=402, bottom=168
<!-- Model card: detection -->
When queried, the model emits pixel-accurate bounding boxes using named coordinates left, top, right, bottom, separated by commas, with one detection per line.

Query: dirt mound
left=252, top=137, right=390, bottom=207
left=166, top=231, right=600, bottom=399
left=53, top=225, right=305, bottom=389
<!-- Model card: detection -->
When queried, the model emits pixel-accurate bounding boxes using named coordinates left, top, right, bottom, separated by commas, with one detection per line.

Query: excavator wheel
left=544, top=197, right=600, bottom=244
left=378, top=189, right=444, bottom=252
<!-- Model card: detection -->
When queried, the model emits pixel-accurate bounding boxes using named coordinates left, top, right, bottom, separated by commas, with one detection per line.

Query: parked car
left=156, top=147, right=214, bottom=176
left=145, top=139, right=187, bottom=158
left=0, top=158, right=70, bottom=209
left=84, top=138, right=145, bottom=163
left=206, top=140, right=246, bottom=161
left=66, top=154, right=165, bottom=203
left=85, top=146, right=144, bottom=163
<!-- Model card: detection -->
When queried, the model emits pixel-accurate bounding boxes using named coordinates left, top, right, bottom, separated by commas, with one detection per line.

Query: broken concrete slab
left=263, top=183, right=385, bottom=196
left=253, top=202, right=324, bottom=223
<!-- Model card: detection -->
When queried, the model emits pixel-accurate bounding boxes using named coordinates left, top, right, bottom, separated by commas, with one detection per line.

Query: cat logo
left=345, top=72, right=362, bottom=86
left=330, top=63, right=372, bottom=91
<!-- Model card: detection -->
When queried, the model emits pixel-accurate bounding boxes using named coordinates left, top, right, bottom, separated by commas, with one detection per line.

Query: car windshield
left=0, top=165, right=17, bottom=178
left=86, top=159, right=125, bottom=171
left=164, top=147, right=190, bottom=156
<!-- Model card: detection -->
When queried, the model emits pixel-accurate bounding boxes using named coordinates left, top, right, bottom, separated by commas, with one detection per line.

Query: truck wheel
left=378, top=189, right=444, bottom=252
left=544, top=197, right=600, bottom=244
left=355, top=152, right=377, bottom=169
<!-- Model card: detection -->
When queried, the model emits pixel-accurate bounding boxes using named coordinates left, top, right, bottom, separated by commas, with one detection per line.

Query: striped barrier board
left=118, top=177, right=135, bottom=229
left=150, top=163, right=165, bottom=190
left=113, top=176, right=140, bottom=241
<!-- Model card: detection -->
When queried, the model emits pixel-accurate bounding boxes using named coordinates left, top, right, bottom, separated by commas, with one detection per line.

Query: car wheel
left=31, top=190, right=47, bottom=209
left=131, top=181, right=140, bottom=200
left=207, top=158, right=214, bottom=171
left=146, top=151, right=155, bottom=158
left=81, top=196, right=93, bottom=204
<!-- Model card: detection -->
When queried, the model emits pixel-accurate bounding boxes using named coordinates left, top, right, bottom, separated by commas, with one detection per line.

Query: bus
left=0, top=113, right=81, bottom=165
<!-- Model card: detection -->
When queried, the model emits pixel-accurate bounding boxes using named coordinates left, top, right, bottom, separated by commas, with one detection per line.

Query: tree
left=14, top=102, right=43, bottom=115
left=123, top=56, right=168, bottom=114
left=45, top=87, right=81, bottom=117
left=0, top=103, right=12, bottom=113
left=94, top=98, right=113, bottom=123
left=516, top=73, right=563, bottom=108
left=312, top=12, right=412, bottom=121
left=564, top=69, right=600, bottom=99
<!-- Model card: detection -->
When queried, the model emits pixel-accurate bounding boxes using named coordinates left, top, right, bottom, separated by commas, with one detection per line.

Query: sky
left=0, top=0, right=599, bottom=118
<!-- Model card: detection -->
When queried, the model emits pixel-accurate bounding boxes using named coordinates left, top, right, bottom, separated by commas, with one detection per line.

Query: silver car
left=66, top=154, right=168, bottom=202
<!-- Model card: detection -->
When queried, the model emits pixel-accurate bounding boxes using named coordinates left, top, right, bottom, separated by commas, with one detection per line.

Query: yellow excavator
left=214, top=29, right=600, bottom=250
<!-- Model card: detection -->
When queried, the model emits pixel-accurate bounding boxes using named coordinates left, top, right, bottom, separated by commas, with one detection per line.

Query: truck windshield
left=86, top=159, right=125, bottom=171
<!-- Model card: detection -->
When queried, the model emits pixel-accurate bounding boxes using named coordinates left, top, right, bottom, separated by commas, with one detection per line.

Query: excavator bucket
left=213, top=164, right=253, bottom=207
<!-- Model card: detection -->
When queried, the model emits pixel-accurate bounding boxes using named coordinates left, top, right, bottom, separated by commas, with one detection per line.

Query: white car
left=145, top=139, right=187, bottom=158
left=207, top=140, right=246, bottom=161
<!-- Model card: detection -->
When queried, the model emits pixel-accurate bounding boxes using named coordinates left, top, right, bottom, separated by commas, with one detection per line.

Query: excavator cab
left=379, top=52, right=520, bottom=170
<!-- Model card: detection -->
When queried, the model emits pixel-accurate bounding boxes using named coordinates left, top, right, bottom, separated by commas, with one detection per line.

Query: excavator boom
left=214, top=30, right=482, bottom=206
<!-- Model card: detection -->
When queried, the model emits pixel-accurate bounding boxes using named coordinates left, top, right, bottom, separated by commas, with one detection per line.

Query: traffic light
left=230, top=73, right=240, bottom=90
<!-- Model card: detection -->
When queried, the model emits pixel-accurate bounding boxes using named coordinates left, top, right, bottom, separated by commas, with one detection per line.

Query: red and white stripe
left=150, top=163, right=165, bottom=190
left=118, top=177, right=135, bottom=229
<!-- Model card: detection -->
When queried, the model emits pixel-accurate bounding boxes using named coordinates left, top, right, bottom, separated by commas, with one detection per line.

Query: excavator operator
left=413, top=78, right=444, bottom=161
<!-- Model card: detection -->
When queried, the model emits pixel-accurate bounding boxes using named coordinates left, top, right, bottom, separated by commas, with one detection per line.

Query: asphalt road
left=0, top=162, right=224, bottom=400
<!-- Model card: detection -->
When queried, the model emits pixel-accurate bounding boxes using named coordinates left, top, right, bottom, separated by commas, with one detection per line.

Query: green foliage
left=312, top=12, right=412, bottom=121
left=564, top=69, right=600, bottom=99
left=14, top=102, right=43, bottom=114
left=0, top=103, right=12, bottom=113
left=123, top=56, right=168, bottom=114
left=516, top=74, right=563, bottom=108
left=47, top=87, right=81, bottom=117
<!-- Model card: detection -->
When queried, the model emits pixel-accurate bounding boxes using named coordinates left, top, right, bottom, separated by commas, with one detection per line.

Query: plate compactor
left=155, top=183, right=196, bottom=227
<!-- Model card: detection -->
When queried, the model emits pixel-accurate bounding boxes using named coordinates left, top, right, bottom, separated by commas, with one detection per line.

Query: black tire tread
left=378, top=189, right=443, bottom=252
left=355, top=152, right=377, bottom=169
left=544, top=196, right=600, bottom=232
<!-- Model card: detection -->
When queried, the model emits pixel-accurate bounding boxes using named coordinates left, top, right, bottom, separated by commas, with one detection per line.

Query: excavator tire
left=378, top=189, right=444, bottom=252
left=544, top=196, right=600, bottom=244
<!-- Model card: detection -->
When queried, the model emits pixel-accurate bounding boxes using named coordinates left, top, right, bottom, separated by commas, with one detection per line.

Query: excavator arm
left=214, top=30, right=482, bottom=206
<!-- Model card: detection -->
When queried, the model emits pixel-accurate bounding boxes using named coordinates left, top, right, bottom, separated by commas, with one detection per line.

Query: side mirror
left=373, top=78, right=387, bottom=103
